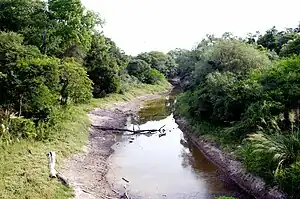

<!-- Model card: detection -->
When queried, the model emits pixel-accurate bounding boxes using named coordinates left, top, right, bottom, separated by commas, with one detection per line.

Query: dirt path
left=62, top=92, right=167, bottom=199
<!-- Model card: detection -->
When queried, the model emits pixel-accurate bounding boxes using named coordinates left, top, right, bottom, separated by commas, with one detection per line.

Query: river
left=107, top=89, right=252, bottom=199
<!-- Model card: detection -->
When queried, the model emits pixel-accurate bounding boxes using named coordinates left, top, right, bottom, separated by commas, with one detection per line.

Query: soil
left=62, top=92, right=168, bottom=199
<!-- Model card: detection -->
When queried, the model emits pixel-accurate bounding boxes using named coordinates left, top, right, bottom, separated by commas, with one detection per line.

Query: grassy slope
left=0, top=82, right=170, bottom=199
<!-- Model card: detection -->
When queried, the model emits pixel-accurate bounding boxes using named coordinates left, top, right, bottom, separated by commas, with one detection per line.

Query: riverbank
left=62, top=90, right=170, bottom=199
left=174, top=117, right=287, bottom=199
left=0, top=82, right=170, bottom=199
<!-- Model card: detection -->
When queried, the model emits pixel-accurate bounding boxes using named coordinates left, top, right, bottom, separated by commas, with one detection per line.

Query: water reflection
left=107, top=89, right=252, bottom=199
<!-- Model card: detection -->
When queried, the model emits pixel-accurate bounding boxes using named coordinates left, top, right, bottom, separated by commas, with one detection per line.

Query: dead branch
left=122, top=177, right=129, bottom=183
left=91, top=124, right=166, bottom=135
left=48, top=151, right=70, bottom=186
left=48, top=151, right=57, bottom=178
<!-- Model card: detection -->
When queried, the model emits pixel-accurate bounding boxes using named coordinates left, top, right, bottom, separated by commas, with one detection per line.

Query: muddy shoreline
left=175, top=117, right=288, bottom=199
left=62, top=91, right=169, bottom=199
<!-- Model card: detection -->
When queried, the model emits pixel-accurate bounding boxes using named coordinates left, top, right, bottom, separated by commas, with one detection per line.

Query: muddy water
left=107, top=89, right=251, bottom=199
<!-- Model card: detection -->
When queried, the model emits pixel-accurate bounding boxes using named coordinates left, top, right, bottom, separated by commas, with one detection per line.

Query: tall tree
left=84, top=33, right=129, bottom=97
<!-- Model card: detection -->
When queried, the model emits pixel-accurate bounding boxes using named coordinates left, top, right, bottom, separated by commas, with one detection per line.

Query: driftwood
left=92, top=124, right=166, bottom=135
left=48, top=151, right=69, bottom=186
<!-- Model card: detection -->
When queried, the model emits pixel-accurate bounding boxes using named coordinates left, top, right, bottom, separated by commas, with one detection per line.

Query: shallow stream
left=107, top=89, right=252, bottom=199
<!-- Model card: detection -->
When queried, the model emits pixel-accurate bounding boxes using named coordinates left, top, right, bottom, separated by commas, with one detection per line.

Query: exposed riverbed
left=107, top=89, right=252, bottom=199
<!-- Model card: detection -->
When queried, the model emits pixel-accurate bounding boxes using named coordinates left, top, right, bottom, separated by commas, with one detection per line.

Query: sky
left=82, top=0, right=300, bottom=55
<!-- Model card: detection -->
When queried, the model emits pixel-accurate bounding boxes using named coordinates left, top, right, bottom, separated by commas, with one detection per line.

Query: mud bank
left=175, top=117, right=288, bottom=199
left=62, top=91, right=169, bottom=199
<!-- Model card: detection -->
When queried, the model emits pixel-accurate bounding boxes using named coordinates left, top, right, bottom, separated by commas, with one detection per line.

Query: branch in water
left=91, top=124, right=166, bottom=134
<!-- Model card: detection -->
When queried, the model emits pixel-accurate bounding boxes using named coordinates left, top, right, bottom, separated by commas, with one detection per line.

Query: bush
left=11, top=57, right=61, bottom=120
left=119, top=73, right=140, bottom=94
left=127, top=59, right=152, bottom=83
left=9, top=117, right=36, bottom=139
left=59, top=58, right=93, bottom=104
left=238, top=131, right=300, bottom=185
left=144, top=68, right=164, bottom=84
left=276, top=161, right=300, bottom=199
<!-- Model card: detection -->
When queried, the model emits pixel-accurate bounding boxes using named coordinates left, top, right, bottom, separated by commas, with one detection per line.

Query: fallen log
left=91, top=124, right=166, bottom=135
left=48, top=151, right=70, bottom=186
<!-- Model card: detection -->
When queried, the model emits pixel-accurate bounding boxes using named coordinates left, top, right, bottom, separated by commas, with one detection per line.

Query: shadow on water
left=107, top=88, right=253, bottom=199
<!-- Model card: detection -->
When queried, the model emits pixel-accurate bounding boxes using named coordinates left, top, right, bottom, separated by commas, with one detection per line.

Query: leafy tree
left=146, top=68, right=164, bottom=84
left=0, top=0, right=102, bottom=58
left=47, top=0, right=101, bottom=57
left=257, top=26, right=298, bottom=55
left=0, top=31, right=93, bottom=120
left=84, top=34, right=128, bottom=97
left=11, top=57, right=61, bottom=120
left=280, top=36, right=300, bottom=57
left=0, top=31, right=42, bottom=112
left=126, top=59, right=164, bottom=84
left=257, top=27, right=280, bottom=53
left=126, top=59, right=152, bottom=82
left=136, top=51, right=177, bottom=77
left=59, top=58, right=93, bottom=104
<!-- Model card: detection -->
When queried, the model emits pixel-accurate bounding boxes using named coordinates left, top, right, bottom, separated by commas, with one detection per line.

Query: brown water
left=107, top=89, right=252, bottom=199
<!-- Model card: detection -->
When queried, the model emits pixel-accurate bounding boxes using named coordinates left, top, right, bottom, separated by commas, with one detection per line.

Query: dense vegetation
left=0, top=0, right=171, bottom=198
left=1, top=0, right=299, bottom=198
left=175, top=26, right=300, bottom=198
left=0, top=0, right=173, bottom=144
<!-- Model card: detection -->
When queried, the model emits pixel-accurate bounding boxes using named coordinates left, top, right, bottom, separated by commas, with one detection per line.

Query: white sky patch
left=82, top=0, right=300, bottom=55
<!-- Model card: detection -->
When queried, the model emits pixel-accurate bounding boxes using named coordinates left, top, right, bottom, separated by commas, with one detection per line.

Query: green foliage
left=257, top=26, right=298, bottom=55
left=15, top=57, right=60, bottom=120
left=136, top=51, right=177, bottom=77
left=175, top=31, right=300, bottom=198
left=127, top=59, right=151, bottom=82
left=177, top=38, right=270, bottom=126
left=85, top=34, right=128, bottom=97
left=126, top=59, right=165, bottom=84
left=118, top=73, right=139, bottom=94
left=0, top=1, right=171, bottom=199
left=0, top=0, right=102, bottom=57
left=145, top=68, right=164, bottom=84
left=9, top=117, right=36, bottom=139
left=260, top=56, right=300, bottom=109
left=195, top=38, right=270, bottom=81
left=0, top=81, right=169, bottom=199
left=59, top=58, right=93, bottom=104
left=237, top=130, right=300, bottom=194
left=280, top=36, right=300, bottom=57
left=276, top=161, right=300, bottom=199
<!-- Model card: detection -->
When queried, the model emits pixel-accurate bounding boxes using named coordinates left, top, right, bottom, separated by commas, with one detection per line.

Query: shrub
left=144, top=68, right=164, bottom=84
left=59, top=58, right=93, bottom=104
left=276, top=161, right=300, bottom=199
left=127, top=59, right=152, bottom=83
left=119, top=73, right=140, bottom=94
left=9, top=117, right=36, bottom=139
left=238, top=131, right=300, bottom=184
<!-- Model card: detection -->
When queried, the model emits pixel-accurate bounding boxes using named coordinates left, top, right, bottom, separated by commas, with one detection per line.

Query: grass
left=0, top=81, right=170, bottom=199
